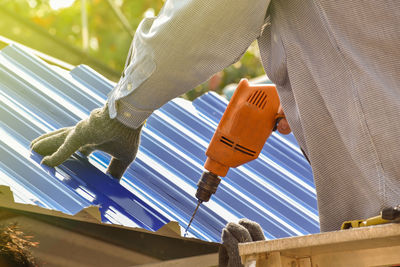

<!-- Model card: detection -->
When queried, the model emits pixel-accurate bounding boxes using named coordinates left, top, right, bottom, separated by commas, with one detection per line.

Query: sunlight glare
left=49, top=0, right=76, bottom=10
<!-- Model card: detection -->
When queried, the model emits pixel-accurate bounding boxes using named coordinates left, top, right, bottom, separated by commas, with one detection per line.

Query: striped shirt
left=108, top=0, right=400, bottom=232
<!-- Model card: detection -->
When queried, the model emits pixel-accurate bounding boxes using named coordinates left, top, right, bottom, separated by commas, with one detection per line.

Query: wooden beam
left=239, top=224, right=400, bottom=267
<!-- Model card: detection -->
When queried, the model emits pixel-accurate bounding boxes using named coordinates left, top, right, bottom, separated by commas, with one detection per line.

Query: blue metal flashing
left=0, top=44, right=319, bottom=242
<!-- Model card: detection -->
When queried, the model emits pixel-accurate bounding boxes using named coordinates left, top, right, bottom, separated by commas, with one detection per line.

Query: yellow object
left=341, top=215, right=390, bottom=230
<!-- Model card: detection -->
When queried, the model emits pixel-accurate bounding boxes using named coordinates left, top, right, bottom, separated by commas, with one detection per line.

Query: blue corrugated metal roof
left=0, top=44, right=319, bottom=242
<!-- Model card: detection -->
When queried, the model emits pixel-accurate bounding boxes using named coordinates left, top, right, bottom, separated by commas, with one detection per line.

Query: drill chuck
left=195, top=171, right=221, bottom=202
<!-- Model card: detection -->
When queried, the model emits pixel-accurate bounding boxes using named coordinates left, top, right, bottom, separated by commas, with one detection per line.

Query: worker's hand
left=219, top=219, right=265, bottom=267
left=276, top=105, right=291, bottom=135
left=30, top=105, right=143, bottom=179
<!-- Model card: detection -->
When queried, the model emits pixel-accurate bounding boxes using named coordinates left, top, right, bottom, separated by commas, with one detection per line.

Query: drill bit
left=184, top=200, right=202, bottom=237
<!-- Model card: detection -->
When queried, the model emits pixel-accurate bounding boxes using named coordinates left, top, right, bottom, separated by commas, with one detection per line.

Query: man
left=31, top=0, right=400, bottom=266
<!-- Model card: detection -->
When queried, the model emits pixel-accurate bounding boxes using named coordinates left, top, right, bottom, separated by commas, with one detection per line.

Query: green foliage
left=0, top=0, right=265, bottom=100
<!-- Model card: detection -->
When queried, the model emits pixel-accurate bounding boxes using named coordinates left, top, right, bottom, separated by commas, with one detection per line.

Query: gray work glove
left=30, top=105, right=143, bottom=179
left=219, top=219, right=265, bottom=267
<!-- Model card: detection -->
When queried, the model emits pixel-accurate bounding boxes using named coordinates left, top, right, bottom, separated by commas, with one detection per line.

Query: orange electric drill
left=184, top=78, right=283, bottom=235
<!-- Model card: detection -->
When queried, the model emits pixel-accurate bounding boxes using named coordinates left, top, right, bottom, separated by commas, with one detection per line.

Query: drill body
left=196, top=79, right=282, bottom=202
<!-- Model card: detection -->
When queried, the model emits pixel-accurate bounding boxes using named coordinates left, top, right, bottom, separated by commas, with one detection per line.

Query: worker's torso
left=258, top=0, right=400, bottom=231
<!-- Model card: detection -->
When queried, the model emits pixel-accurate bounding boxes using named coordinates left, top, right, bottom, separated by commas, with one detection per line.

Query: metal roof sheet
left=0, top=44, right=319, bottom=242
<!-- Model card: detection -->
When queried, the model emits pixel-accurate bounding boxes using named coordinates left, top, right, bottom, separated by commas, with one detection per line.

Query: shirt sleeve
left=108, top=0, right=271, bottom=129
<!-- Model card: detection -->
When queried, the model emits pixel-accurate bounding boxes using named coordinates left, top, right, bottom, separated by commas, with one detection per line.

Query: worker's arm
left=31, top=0, right=272, bottom=178
left=109, top=0, right=272, bottom=128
